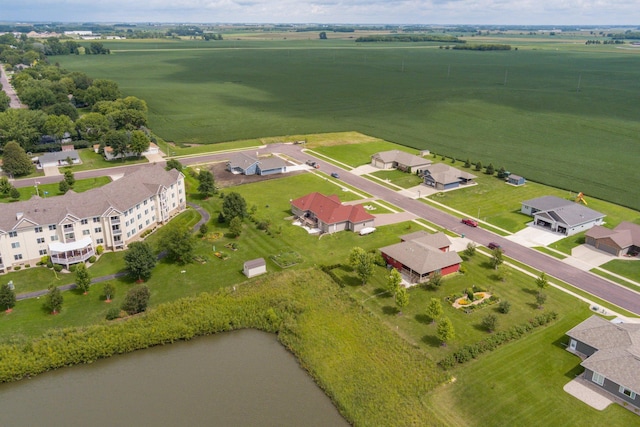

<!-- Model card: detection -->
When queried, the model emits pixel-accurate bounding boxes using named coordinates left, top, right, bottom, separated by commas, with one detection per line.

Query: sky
left=1, top=0, right=639, bottom=26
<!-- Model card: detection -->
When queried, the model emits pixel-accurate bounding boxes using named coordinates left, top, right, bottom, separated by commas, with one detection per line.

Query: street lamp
left=34, top=181, right=40, bottom=197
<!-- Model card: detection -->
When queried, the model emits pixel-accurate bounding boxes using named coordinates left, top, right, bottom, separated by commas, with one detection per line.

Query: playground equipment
left=575, top=192, right=588, bottom=205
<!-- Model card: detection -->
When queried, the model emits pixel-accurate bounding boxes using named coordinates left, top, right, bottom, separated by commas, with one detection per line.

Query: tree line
left=452, top=44, right=512, bottom=51
left=355, top=34, right=464, bottom=43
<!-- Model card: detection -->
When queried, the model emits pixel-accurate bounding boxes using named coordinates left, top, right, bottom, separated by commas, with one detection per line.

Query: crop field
left=56, top=37, right=640, bottom=209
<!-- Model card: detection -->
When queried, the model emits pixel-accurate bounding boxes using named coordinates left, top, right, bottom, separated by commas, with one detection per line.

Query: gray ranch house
left=521, top=196, right=605, bottom=236
left=370, top=150, right=432, bottom=174
left=227, top=153, right=286, bottom=176
left=566, top=315, right=640, bottom=413
left=422, top=164, right=476, bottom=191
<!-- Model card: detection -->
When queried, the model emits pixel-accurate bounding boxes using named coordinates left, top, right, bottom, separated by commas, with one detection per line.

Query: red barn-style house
left=290, top=192, right=375, bottom=234
left=380, top=231, right=462, bottom=285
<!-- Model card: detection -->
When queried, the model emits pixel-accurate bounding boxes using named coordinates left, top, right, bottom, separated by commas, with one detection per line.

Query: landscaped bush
left=438, top=311, right=558, bottom=369
left=13, top=266, right=21, bottom=271
left=105, top=307, right=120, bottom=320
left=53, top=264, right=63, bottom=272
left=69, top=265, right=77, bottom=272
left=96, top=245, right=104, bottom=255
left=498, top=300, right=511, bottom=314
left=88, top=256, right=97, bottom=263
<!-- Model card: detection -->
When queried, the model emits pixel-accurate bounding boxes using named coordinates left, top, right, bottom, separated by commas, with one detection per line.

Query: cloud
left=2, top=0, right=640, bottom=24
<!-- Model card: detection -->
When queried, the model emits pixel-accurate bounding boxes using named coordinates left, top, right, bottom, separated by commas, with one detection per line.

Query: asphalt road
left=11, top=144, right=640, bottom=315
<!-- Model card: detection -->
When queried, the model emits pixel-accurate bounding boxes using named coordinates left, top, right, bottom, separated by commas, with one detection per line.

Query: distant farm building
left=243, top=258, right=267, bottom=278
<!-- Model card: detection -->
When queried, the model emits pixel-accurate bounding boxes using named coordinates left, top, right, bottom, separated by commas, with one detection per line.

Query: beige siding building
left=0, top=165, right=185, bottom=272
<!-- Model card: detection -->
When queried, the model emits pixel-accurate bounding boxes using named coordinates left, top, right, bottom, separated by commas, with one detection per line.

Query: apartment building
left=0, top=165, right=185, bottom=272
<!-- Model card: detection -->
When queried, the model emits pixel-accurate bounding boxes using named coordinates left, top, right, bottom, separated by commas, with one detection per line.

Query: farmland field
left=55, top=36, right=640, bottom=211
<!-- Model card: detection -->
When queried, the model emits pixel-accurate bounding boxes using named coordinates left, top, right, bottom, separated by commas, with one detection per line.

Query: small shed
left=243, top=258, right=267, bottom=278
left=507, top=174, right=526, bottom=186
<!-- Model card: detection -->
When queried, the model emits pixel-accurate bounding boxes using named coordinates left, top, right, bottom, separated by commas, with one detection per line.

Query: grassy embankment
left=55, top=37, right=640, bottom=210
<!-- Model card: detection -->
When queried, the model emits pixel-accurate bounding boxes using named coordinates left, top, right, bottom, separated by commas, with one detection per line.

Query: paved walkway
left=564, top=378, right=613, bottom=410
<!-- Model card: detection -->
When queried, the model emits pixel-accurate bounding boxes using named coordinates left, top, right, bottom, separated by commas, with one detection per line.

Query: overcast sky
left=2, top=0, right=639, bottom=26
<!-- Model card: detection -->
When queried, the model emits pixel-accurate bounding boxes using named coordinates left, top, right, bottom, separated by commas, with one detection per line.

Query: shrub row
left=438, top=311, right=558, bottom=369
left=319, top=264, right=345, bottom=287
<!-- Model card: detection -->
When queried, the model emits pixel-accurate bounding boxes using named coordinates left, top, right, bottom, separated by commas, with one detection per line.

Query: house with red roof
left=290, top=192, right=375, bottom=234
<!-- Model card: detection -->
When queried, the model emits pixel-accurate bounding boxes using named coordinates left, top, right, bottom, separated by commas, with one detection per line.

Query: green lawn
left=369, top=169, right=424, bottom=189
left=0, top=176, right=111, bottom=202
left=313, top=140, right=421, bottom=168
left=55, top=40, right=640, bottom=211
left=596, top=258, right=640, bottom=284
left=69, top=148, right=148, bottom=172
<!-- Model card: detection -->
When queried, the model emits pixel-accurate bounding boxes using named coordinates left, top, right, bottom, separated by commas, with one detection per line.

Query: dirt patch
left=208, top=162, right=306, bottom=188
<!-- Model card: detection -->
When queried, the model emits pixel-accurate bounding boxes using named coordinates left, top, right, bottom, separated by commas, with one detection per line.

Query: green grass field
left=55, top=37, right=640, bottom=210
left=0, top=176, right=111, bottom=202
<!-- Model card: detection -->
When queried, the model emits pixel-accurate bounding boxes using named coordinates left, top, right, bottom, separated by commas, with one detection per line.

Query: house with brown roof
left=290, top=192, right=375, bottom=234
left=371, top=150, right=432, bottom=173
left=566, top=316, right=640, bottom=412
left=422, top=164, right=476, bottom=190
left=585, top=222, right=640, bottom=256
left=0, top=165, right=185, bottom=272
left=380, top=231, right=462, bottom=285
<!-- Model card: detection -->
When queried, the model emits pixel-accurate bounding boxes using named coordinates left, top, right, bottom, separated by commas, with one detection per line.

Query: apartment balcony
left=49, top=237, right=95, bottom=269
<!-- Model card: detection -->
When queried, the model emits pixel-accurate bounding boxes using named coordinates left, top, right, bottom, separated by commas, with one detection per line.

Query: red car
left=461, top=218, right=478, bottom=227
left=488, top=242, right=503, bottom=251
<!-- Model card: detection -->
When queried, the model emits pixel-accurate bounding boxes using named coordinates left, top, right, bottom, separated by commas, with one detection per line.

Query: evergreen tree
left=2, top=141, right=34, bottom=176
left=0, top=283, right=16, bottom=312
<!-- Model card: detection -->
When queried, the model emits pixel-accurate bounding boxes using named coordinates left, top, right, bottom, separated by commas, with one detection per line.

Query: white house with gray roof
left=521, top=196, right=605, bottom=236
left=0, top=165, right=185, bottom=272
left=566, top=315, right=640, bottom=412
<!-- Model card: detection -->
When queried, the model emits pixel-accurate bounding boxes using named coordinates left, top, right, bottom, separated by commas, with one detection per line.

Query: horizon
left=2, top=0, right=640, bottom=27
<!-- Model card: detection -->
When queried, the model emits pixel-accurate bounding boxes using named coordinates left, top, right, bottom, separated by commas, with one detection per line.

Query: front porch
left=49, top=237, right=95, bottom=269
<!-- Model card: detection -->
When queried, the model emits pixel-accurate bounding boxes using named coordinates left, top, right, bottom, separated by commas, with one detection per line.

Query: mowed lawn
left=56, top=40, right=640, bottom=210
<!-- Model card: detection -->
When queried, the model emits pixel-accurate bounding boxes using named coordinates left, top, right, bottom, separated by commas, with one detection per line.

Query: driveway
left=505, top=224, right=566, bottom=248
left=570, top=245, right=615, bottom=269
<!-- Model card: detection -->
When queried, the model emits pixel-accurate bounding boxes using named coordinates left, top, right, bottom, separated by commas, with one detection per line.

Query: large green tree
left=162, top=227, right=195, bottom=264
left=121, top=284, right=150, bottom=315
left=222, top=192, right=247, bottom=220
left=0, top=283, right=16, bottom=312
left=436, top=317, right=455, bottom=346
left=128, top=130, right=150, bottom=157
left=0, top=109, right=46, bottom=148
left=197, top=169, right=216, bottom=198
left=2, top=141, right=34, bottom=177
left=74, top=263, right=92, bottom=295
left=43, top=114, right=74, bottom=142
left=45, top=285, right=63, bottom=314
left=75, top=112, right=110, bottom=142
left=124, top=241, right=156, bottom=282
left=84, top=79, right=120, bottom=105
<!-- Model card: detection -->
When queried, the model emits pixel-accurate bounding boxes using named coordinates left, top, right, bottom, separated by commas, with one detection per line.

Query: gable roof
left=567, top=315, right=640, bottom=393
left=38, top=150, right=80, bottom=163
left=0, top=165, right=181, bottom=233
left=257, top=156, right=286, bottom=171
left=227, top=152, right=259, bottom=170
left=381, top=232, right=461, bottom=275
left=586, top=222, right=640, bottom=249
left=522, top=195, right=572, bottom=211
left=424, top=163, right=476, bottom=185
left=372, top=150, right=431, bottom=168
left=244, top=258, right=266, bottom=269
left=401, top=230, right=452, bottom=249
left=291, top=192, right=374, bottom=225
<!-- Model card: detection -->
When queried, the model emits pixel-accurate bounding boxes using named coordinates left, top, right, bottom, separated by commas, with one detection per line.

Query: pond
left=0, top=329, right=349, bottom=427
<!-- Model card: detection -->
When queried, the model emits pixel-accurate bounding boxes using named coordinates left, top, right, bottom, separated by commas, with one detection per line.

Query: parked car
left=306, top=160, right=316, bottom=167
left=461, top=218, right=478, bottom=227
left=488, top=242, right=503, bottom=251
left=331, top=172, right=340, bottom=179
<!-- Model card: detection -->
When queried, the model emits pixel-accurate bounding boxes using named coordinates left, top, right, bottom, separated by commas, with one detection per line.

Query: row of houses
left=0, top=165, right=185, bottom=272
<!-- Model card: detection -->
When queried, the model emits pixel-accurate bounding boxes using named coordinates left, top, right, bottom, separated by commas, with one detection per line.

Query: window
left=82, top=230, right=90, bottom=235
left=145, top=209, right=149, bottom=215
left=94, top=227, right=102, bottom=233
left=592, top=372, right=605, bottom=386
left=64, top=224, right=73, bottom=230
left=11, top=242, right=20, bottom=249
left=151, top=206, right=155, bottom=211
left=14, top=254, right=22, bottom=261
left=36, top=237, right=45, bottom=244
left=39, top=249, right=47, bottom=256
left=50, top=235, right=59, bottom=241
left=136, top=204, right=140, bottom=210
left=93, top=217, right=100, bottom=223
left=80, top=219, right=88, bottom=225
left=146, top=219, right=150, bottom=225
left=9, top=231, right=17, bottom=238
left=137, top=214, right=141, bottom=220
left=35, top=226, right=43, bottom=233
left=138, top=224, right=143, bottom=230
left=144, top=199, right=148, bottom=205
left=96, top=238, right=104, bottom=244
left=619, top=386, right=637, bottom=399
left=49, top=225, right=57, bottom=231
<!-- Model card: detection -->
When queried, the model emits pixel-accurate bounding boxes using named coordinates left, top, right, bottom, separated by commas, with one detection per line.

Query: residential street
left=10, top=143, right=640, bottom=315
